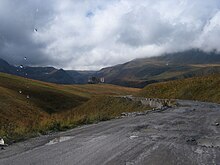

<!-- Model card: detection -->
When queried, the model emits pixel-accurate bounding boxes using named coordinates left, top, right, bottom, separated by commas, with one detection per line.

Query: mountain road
left=0, top=100, right=220, bottom=165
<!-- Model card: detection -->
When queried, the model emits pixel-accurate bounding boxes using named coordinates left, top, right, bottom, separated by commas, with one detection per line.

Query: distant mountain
left=1, top=49, right=220, bottom=87
left=152, top=49, right=220, bottom=64
left=23, top=68, right=75, bottom=84
left=97, top=49, right=220, bottom=87
left=0, top=58, right=17, bottom=74
left=66, top=70, right=96, bottom=84
left=0, top=58, right=90, bottom=84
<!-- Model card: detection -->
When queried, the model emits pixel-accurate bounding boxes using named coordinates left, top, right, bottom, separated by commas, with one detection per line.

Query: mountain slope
left=0, top=58, right=80, bottom=84
left=139, top=74, right=220, bottom=104
left=97, top=49, right=220, bottom=87
left=0, top=58, right=17, bottom=74
left=66, top=70, right=96, bottom=84
left=1, top=49, right=220, bottom=87
left=0, top=72, right=141, bottom=141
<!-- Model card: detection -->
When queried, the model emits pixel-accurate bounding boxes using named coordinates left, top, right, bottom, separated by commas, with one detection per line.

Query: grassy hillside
left=55, top=96, right=147, bottom=129
left=97, top=50, right=220, bottom=87
left=63, top=84, right=140, bottom=97
left=99, top=61, right=220, bottom=88
left=139, top=74, right=220, bottom=104
left=0, top=72, right=142, bottom=142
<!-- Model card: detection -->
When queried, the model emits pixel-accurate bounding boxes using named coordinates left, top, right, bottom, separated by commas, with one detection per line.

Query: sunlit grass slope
left=139, top=74, right=220, bottom=103
left=0, top=72, right=141, bottom=142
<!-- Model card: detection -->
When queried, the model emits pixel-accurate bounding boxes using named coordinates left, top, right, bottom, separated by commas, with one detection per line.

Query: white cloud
left=0, top=0, right=220, bottom=69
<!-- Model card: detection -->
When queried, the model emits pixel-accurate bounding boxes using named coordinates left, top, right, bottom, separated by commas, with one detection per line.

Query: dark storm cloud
left=0, top=0, right=220, bottom=70
left=0, top=0, right=55, bottom=66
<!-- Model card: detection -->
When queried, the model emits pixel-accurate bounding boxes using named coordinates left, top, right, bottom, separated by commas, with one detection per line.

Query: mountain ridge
left=96, top=49, right=220, bottom=87
left=1, top=49, right=220, bottom=87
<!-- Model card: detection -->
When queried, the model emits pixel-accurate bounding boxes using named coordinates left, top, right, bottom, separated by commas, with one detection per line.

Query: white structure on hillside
left=88, top=77, right=105, bottom=84
left=100, top=77, right=105, bottom=83
left=0, top=138, right=4, bottom=145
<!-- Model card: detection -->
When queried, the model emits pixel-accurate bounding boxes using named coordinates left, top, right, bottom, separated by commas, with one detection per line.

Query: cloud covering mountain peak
left=0, top=0, right=220, bottom=70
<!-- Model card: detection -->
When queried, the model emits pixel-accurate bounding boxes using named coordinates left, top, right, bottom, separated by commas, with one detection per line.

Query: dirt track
left=0, top=100, right=220, bottom=165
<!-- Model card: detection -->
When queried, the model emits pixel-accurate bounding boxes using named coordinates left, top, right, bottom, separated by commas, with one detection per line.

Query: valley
left=1, top=50, right=220, bottom=165
left=0, top=72, right=143, bottom=142
left=1, top=1, right=220, bottom=164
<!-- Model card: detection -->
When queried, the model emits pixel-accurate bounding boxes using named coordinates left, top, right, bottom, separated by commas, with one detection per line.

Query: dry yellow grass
left=139, top=74, right=220, bottom=104
left=0, top=72, right=141, bottom=142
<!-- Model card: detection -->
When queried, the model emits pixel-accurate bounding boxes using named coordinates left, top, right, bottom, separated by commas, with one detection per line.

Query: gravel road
left=0, top=100, right=220, bottom=165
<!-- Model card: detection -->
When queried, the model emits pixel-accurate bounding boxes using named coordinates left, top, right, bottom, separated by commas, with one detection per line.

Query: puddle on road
left=129, top=135, right=138, bottom=140
left=46, top=136, right=74, bottom=145
left=197, top=138, right=220, bottom=148
left=134, top=125, right=149, bottom=131
left=195, top=148, right=204, bottom=154
left=89, top=135, right=107, bottom=143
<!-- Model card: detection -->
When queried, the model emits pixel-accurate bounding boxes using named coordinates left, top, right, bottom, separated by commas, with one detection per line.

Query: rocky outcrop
left=119, top=96, right=177, bottom=117
left=121, top=96, right=176, bottom=109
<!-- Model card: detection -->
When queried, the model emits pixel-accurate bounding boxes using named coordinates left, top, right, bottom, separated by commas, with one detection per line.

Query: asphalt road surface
left=0, top=100, right=220, bottom=165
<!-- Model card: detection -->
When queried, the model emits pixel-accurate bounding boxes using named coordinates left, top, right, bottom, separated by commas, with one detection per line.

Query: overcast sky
left=0, top=0, right=220, bottom=70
